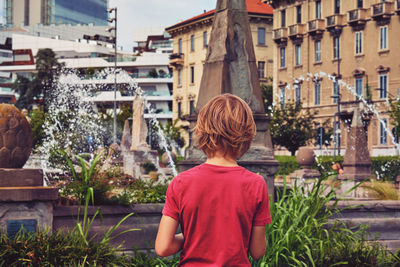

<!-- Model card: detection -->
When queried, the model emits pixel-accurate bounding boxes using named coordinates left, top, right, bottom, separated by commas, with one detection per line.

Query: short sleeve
left=253, top=180, right=272, bottom=226
left=162, top=178, right=180, bottom=221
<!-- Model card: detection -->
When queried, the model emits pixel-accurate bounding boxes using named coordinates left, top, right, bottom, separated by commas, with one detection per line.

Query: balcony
left=273, top=28, right=288, bottom=45
left=288, top=24, right=305, bottom=40
left=348, top=8, right=368, bottom=28
left=326, top=14, right=345, bottom=33
left=371, top=1, right=394, bottom=21
left=169, top=53, right=184, bottom=68
left=308, top=19, right=325, bottom=38
left=395, top=0, right=400, bottom=15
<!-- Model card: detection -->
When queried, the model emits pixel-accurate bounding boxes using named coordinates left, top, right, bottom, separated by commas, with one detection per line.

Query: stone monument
left=0, top=104, right=58, bottom=237
left=122, top=96, right=157, bottom=178
left=178, top=0, right=279, bottom=196
left=339, top=105, right=373, bottom=180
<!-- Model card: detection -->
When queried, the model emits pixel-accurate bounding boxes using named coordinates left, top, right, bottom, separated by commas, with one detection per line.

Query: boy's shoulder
left=172, top=164, right=264, bottom=184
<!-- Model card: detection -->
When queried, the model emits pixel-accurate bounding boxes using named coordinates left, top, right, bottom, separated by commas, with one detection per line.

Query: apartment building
left=267, top=0, right=400, bottom=156
left=166, top=0, right=274, bottom=145
left=0, top=33, right=173, bottom=124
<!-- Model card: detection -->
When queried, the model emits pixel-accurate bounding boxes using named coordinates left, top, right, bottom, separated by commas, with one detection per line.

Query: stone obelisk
left=339, top=105, right=372, bottom=180
left=178, top=0, right=278, bottom=197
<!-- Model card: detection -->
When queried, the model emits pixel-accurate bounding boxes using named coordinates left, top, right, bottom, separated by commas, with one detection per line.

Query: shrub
left=141, top=161, right=157, bottom=174
left=275, top=155, right=400, bottom=182
left=275, top=155, right=300, bottom=176
left=0, top=229, right=132, bottom=266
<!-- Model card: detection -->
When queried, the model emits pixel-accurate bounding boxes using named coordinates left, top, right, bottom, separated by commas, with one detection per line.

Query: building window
left=333, top=82, right=339, bottom=103
left=203, top=31, right=207, bottom=48
left=355, top=31, right=362, bottom=55
left=380, top=26, right=388, bottom=50
left=380, top=119, right=388, bottom=145
left=190, top=66, right=195, bottom=84
left=315, top=82, right=321, bottom=105
left=178, top=69, right=182, bottom=86
left=296, top=5, right=302, bottom=23
left=258, top=61, right=265, bottom=79
left=333, top=36, right=340, bottom=59
left=280, top=87, right=285, bottom=107
left=281, top=9, right=286, bottom=27
left=280, top=47, right=286, bottom=68
left=178, top=102, right=182, bottom=118
left=357, top=0, right=363, bottom=8
left=24, top=0, right=29, bottom=26
left=190, top=100, right=195, bottom=115
left=178, top=38, right=182, bottom=54
left=257, top=27, right=266, bottom=45
left=295, top=84, right=301, bottom=103
left=355, top=77, right=363, bottom=100
left=315, top=40, right=321, bottom=62
left=379, top=74, right=388, bottom=99
left=190, top=35, right=195, bottom=52
left=295, top=44, right=301, bottom=66
left=334, top=0, right=340, bottom=14
left=316, top=0, right=321, bottom=19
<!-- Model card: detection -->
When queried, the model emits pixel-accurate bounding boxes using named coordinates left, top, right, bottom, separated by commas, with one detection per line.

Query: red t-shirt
left=162, top=163, right=272, bottom=266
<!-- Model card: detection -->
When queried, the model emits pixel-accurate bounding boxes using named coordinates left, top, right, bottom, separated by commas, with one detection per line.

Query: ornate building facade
left=267, top=0, right=400, bottom=156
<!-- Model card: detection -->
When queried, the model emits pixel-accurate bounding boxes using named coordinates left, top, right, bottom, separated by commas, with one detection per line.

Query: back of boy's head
left=194, top=93, right=256, bottom=159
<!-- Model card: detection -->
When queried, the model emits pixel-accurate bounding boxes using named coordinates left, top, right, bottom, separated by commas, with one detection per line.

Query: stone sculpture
left=0, top=104, right=33, bottom=168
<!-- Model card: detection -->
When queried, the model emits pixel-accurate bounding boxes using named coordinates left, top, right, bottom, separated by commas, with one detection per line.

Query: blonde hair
left=194, top=94, right=256, bottom=159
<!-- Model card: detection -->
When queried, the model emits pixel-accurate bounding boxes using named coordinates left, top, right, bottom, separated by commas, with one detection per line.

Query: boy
left=155, top=94, right=271, bottom=266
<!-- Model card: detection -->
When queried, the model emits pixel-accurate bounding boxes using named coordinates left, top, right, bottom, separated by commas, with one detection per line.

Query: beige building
left=267, top=0, right=400, bottom=156
left=166, top=0, right=274, bottom=146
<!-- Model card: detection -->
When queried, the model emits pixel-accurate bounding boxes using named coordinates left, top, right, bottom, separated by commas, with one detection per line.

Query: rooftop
left=166, top=0, right=273, bottom=31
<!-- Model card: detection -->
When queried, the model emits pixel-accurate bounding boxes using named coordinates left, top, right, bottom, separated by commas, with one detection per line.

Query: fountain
left=178, top=0, right=279, bottom=196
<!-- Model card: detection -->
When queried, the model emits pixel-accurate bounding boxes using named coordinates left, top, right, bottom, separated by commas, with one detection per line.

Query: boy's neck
left=206, top=153, right=238, bottom=167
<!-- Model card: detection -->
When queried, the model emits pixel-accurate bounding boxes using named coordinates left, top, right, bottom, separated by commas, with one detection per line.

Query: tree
left=261, top=83, right=273, bottom=112
left=389, top=98, right=400, bottom=141
left=14, top=48, right=63, bottom=110
left=270, top=101, right=318, bottom=156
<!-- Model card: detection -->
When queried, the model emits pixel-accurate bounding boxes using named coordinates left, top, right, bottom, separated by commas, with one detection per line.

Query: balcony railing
left=326, top=14, right=345, bottom=28
left=371, top=1, right=394, bottom=19
left=348, top=8, right=368, bottom=27
left=288, top=24, right=305, bottom=37
left=273, top=28, right=288, bottom=40
left=169, top=53, right=184, bottom=68
left=308, top=19, right=325, bottom=32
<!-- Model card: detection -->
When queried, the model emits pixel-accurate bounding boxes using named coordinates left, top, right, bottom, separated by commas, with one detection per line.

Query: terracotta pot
left=296, top=147, right=315, bottom=169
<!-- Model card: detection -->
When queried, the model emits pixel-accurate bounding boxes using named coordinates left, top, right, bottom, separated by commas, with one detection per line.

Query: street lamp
left=107, top=7, right=117, bottom=144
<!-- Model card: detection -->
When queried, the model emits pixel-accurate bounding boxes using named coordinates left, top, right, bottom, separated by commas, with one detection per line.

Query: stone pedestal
left=0, top=169, right=58, bottom=236
left=123, top=150, right=158, bottom=178
left=288, top=147, right=321, bottom=180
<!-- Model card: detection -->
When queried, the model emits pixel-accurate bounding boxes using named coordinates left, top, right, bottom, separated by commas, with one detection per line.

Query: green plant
left=59, top=150, right=106, bottom=203
left=148, top=68, right=158, bottom=78
left=251, top=177, right=399, bottom=267
left=141, top=161, right=157, bottom=174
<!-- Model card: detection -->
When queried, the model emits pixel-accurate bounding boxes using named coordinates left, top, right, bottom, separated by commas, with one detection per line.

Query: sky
left=0, top=0, right=217, bottom=52
left=109, top=0, right=216, bottom=51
